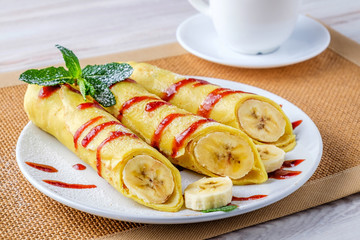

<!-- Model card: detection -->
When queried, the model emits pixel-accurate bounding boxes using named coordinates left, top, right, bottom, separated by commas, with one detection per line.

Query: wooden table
left=2, top=0, right=360, bottom=239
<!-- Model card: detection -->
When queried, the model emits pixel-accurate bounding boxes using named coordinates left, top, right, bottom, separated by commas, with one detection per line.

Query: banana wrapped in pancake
left=104, top=80, right=267, bottom=185
left=126, top=62, right=296, bottom=152
left=24, top=84, right=183, bottom=212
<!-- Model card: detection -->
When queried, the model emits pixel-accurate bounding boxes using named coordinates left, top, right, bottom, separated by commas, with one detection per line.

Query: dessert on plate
left=24, top=84, right=183, bottom=212
left=126, top=62, right=296, bottom=152
left=104, top=79, right=268, bottom=185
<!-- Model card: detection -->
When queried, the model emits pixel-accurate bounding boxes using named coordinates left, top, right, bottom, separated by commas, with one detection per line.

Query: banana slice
left=238, top=99, right=286, bottom=143
left=256, top=144, right=285, bottom=173
left=193, top=132, right=254, bottom=179
left=122, top=155, right=175, bottom=204
left=184, top=177, right=233, bottom=210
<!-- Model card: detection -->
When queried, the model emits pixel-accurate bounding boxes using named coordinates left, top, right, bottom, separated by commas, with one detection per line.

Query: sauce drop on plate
left=72, top=163, right=86, bottom=170
left=232, top=195, right=268, bottom=201
left=25, top=162, right=58, bottom=173
left=43, top=180, right=96, bottom=189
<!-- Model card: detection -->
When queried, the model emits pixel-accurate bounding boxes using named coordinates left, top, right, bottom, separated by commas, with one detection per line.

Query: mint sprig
left=82, top=63, right=133, bottom=87
left=19, top=67, right=73, bottom=86
left=19, top=45, right=133, bottom=107
left=201, top=204, right=238, bottom=213
left=55, top=44, right=82, bottom=78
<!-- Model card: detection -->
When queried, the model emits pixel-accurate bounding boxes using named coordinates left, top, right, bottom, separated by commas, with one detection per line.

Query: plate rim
left=16, top=77, right=323, bottom=224
left=176, top=14, right=330, bottom=68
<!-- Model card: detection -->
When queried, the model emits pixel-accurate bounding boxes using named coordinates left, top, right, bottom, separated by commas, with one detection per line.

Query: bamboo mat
left=1, top=28, right=360, bottom=239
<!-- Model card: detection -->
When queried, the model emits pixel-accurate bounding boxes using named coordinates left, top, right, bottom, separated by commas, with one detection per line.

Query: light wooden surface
left=1, top=0, right=360, bottom=74
left=212, top=192, right=360, bottom=240
left=1, top=0, right=360, bottom=239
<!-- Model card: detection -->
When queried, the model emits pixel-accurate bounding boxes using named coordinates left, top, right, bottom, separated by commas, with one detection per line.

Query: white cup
left=188, top=0, right=301, bottom=54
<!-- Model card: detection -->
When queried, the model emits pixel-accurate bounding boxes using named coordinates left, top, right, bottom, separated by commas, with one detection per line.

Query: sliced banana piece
left=122, top=155, right=175, bottom=204
left=184, top=177, right=233, bottom=210
left=256, top=144, right=285, bottom=173
left=193, top=132, right=254, bottom=179
left=238, top=99, right=286, bottom=143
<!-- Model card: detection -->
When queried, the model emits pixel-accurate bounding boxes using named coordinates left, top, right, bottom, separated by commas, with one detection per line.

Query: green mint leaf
left=77, top=78, right=88, bottom=101
left=84, top=76, right=116, bottom=107
left=201, top=204, right=238, bottom=213
left=56, top=44, right=82, bottom=78
left=82, top=63, right=133, bottom=87
left=20, top=46, right=131, bottom=108
left=19, top=67, right=73, bottom=86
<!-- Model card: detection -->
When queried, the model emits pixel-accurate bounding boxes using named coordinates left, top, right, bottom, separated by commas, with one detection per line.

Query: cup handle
left=188, top=0, right=211, bottom=16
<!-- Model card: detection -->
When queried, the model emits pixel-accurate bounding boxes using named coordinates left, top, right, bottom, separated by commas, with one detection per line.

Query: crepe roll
left=24, top=84, right=183, bottom=212
left=126, top=62, right=296, bottom=152
left=104, top=80, right=267, bottom=185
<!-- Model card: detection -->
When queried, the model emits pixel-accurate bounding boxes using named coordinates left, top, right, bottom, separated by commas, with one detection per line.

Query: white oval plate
left=176, top=14, right=330, bottom=68
left=16, top=77, right=322, bottom=224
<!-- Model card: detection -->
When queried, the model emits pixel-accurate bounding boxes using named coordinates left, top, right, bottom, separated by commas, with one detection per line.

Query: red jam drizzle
left=43, top=180, right=96, bottom=189
left=109, top=78, right=137, bottom=89
left=118, top=96, right=158, bottom=121
left=96, top=131, right=138, bottom=176
left=81, top=121, right=123, bottom=148
left=64, top=84, right=81, bottom=94
left=38, top=86, right=61, bottom=99
left=282, top=159, right=305, bottom=168
left=73, top=116, right=104, bottom=149
left=161, top=78, right=250, bottom=109
left=268, top=158, right=304, bottom=179
left=161, top=78, right=201, bottom=101
left=123, top=78, right=137, bottom=83
left=145, top=101, right=170, bottom=112
left=192, top=79, right=210, bottom=87
left=232, top=195, right=268, bottom=201
left=25, top=162, right=58, bottom=173
left=292, top=120, right=303, bottom=130
left=151, top=113, right=190, bottom=149
left=268, top=169, right=302, bottom=179
left=198, top=88, right=248, bottom=118
left=77, top=102, right=103, bottom=110
left=172, top=118, right=215, bottom=157
left=72, top=163, right=86, bottom=170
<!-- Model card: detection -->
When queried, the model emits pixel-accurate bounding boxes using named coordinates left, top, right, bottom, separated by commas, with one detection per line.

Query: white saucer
left=176, top=14, right=330, bottom=68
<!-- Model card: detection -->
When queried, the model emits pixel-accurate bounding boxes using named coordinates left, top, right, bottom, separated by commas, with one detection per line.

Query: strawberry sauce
left=192, top=79, right=210, bottom=87
left=232, top=195, right=268, bottom=201
left=172, top=118, right=214, bottom=157
left=197, top=88, right=248, bottom=118
left=38, top=86, right=61, bottom=99
left=109, top=78, right=137, bottom=89
left=161, top=78, right=200, bottom=101
left=268, top=159, right=304, bottom=179
left=292, top=120, right=303, bottom=130
left=268, top=169, right=302, bottom=179
left=118, top=96, right=158, bottom=120
left=43, top=180, right=96, bottom=189
left=72, top=163, right=86, bottom=170
left=64, top=84, right=81, bottom=94
left=151, top=113, right=190, bottom=149
left=81, top=121, right=123, bottom=148
left=25, top=162, right=58, bottom=173
left=282, top=159, right=305, bottom=168
left=73, top=116, right=104, bottom=149
left=145, top=101, right=170, bottom=112
left=77, top=102, right=104, bottom=110
left=96, top=131, right=138, bottom=176
left=161, top=78, right=252, bottom=118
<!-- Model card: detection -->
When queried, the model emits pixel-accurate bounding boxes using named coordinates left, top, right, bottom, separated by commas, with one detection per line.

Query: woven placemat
left=1, top=34, right=360, bottom=239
